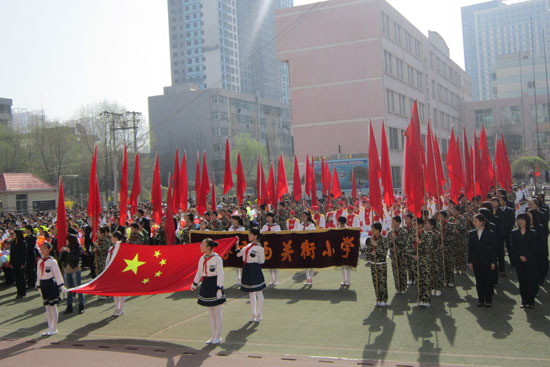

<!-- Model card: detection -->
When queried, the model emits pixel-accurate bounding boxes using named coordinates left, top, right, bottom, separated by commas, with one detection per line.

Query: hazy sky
left=0, top=0, right=485, bottom=121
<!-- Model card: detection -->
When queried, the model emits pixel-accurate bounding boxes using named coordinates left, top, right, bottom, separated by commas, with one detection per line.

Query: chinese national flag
left=56, top=177, right=67, bottom=252
left=70, top=237, right=238, bottom=296
left=293, top=155, right=302, bottom=202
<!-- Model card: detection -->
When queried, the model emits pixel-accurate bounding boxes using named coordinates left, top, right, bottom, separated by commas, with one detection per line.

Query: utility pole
left=101, top=111, right=124, bottom=205
left=125, top=111, right=141, bottom=153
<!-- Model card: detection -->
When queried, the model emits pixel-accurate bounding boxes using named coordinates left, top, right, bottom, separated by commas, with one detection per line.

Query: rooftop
left=0, top=173, right=56, bottom=193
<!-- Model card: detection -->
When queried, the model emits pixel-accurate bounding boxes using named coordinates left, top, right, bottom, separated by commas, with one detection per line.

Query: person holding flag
left=365, top=222, right=389, bottom=307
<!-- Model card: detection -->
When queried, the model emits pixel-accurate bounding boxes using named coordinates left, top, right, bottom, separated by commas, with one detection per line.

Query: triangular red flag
left=129, top=152, right=141, bottom=216
left=321, top=158, right=327, bottom=196
left=120, top=145, right=128, bottom=225
left=195, top=152, right=201, bottom=210
left=368, top=121, right=383, bottom=218
left=425, top=121, right=437, bottom=199
left=277, top=153, right=288, bottom=201
left=310, top=160, right=318, bottom=206
left=56, top=177, right=67, bottom=252
left=463, top=128, right=474, bottom=200
left=173, top=148, right=180, bottom=213
left=446, top=129, right=459, bottom=203
left=305, top=155, right=311, bottom=198
left=380, top=121, right=394, bottom=208
left=404, top=101, right=424, bottom=218
left=473, top=131, right=482, bottom=198
left=199, top=152, right=210, bottom=215
left=480, top=126, right=495, bottom=197
left=500, top=134, right=513, bottom=190
left=325, top=161, right=332, bottom=198
left=260, top=159, right=267, bottom=206
left=151, top=154, right=162, bottom=225
left=211, top=175, right=217, bottom=212
left=165, top=175, right=176, bottom=245
left=267, top=162, right=276, bottom=208
left=293, top=155, right=302, bottom=202
left=180, top=152, right=188, bottom=212
left=432, top=131, right=446, bottom=198
left=331, top=167, right=342, bottom=199
left=223, top=138, right=233, bottom=194
left=256, top=158, right=261, bottom=203
left=351, top=169, right=357, bottom=202
left=235, top=152, right=246, bottom=206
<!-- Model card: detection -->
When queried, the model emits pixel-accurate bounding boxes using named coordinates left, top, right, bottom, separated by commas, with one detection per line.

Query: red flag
left=88, top=146, right=101, bottom=241
left=260, top=159, right=267, bottom=205
left=310, top=160, right=318, bottom=206
left=267, top=162, right=276, bottom=208
left=500, top=134, right=513, bottom=190
left=211, top=176, right=217, bottom=212
left=432, top=131, right=445, bottom=197
left=331, top=167, right=342, bottom=199
left=425, top=121, right=437, bottom=198
left=56, top=177, right=67, bottom=252
left=495, top=136, right=504, bottom=189
left=195, top=152, right=201, bottom=210
left=151, top=154, right=162, bottom=225
left=223, top=139, right=233, bottom=194
left=277, top=153, right=288, bottom=201
left=325, top=161, right=332, bottom=197
left=172, top=148, right=180, bottom=213
left=165, top=175, right=176, bottom=245
left=463, top=128, right=474, bottom=200
left=480, top=126, right=495, bottom=198
left=351, top=169, right=357, bottom=202
left=321, top=158, right=327, bottom=196
left=198, top=152, right=210, bottom=215
left=119, top=145, right=128, bottom=225
left=446, top=129, right=460, bottom=203
left=404, top=101, right=424, bottom=218
left=380, top=121, right=394, bottom=208
left=129, top=153, right=141, bottom=216
left=473, top=131, right=482, bottom=198
left=235, top=153, right=246, bottom=206
left=368, top=121, right=383, bottom=218
left=455, top=135, right=465, bottom=193
left=180, top=152, right=188, bottom=212
left=293, top=155, right=302, bottom=202
left=70, top=237, right=238, bottom=296
left=305, top=155, right=311, bottom=198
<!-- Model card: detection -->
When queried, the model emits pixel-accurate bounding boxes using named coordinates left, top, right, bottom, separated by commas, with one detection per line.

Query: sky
left=0, top=0, right=488, bottom=121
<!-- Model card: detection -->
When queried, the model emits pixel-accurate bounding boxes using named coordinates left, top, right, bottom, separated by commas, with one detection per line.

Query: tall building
left=0, top=98, right=12, bottom=127
left=461, top=0, right=550, bottom=101
left=491, top=52, right=550, bottom=99
left=275, top=0, right=471, bottom=189
left=167, top=0, right=292, bottom=103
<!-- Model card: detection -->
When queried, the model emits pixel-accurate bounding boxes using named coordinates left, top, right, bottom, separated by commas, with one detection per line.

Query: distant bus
left=312, top=158, right=369, bottom=192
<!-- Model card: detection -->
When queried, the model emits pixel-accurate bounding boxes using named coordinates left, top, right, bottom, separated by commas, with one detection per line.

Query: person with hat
left=335, top=201, right=346, bottom=222
left=325, top=204, right=336, bottom=228
left=261, top=212, right=281, bottom=286
left=360, top=199, right=373, bottom=233
left=286, top=210, right=301, bottom=230
left=311, top=205, right=326, bottom=229
left=346, top=205, right=360, bottom=227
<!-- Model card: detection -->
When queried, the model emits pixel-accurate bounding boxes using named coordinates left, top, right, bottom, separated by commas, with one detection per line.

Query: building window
left=532, top=103, right=550, bottom=124
left=386, top=89, right=395, bottom=112
left=474, top=109, right=494, bottom=127
left=384, top=51, right=393, bottom=74
left=391, top=166, right=402, bottom=188
left=501, top=106, right=520, bottom=125
left=389, top=127, right=400, bottom=150
left=16, top=194, right=28, bottom=212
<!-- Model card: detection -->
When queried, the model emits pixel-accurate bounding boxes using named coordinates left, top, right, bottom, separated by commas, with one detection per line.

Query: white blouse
left=236, top=243, right=265, bottom=264
left=192, top=253, right=224, bottom=288
left=35, top=257, right=64, bottom=287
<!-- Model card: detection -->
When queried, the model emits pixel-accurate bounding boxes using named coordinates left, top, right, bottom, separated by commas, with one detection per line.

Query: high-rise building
left=461, top=0, right=550, bottom=101
left=491, top=52, right=550, bottom=99
left=167, top=0, right=292, bottom=103
left=275, top=0, right=471, bottom=189
left=0, top=98, right=12, bottom=127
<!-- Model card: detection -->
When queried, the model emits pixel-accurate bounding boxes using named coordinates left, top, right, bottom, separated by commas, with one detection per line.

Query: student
left=236, top=227, right=265, bottom=322
left=191, top=238, right=225, bottom=344
left=261, top=212, right=281, bottom=286
left=468, top=214, right=497, bottom=307
left=300, top=210, right=317, bottom=285
left=512, top=214, right=537, bottom=309
left=228, top=215, right=245, bottom=285
left=36, top=242, right=67, bottom=336
left=108, top=231, right=126, bottom=316
left=286, top=210, right=301, bottom=231
left=337, top=216, right=352, bottom=286
left=60, top=234, right=85, bottom=314
left=366, top=222, right=389, bottom=307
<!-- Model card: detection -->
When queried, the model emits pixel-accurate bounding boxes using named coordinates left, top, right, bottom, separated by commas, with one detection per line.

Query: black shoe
left=477, top=303, right=484, bottom=307
left=64, top=308, right=73, bottom=314
left=78, top=305, right=85, bottom=314
left=527, top=304, right=534, bottom=309
left=485, top=303, right=492, bottom=308
left=15, top=294, right=24, bottom=299
left=520, top=304, right=526, bottom=309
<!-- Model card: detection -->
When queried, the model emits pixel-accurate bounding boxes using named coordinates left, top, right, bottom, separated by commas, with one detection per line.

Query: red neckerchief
left=202, top=254, right=214, bottom=275
left=40, top=256, right=51, bottom=277
left=364, top=208, right=371, bottom=225
left=267, top=224, right=273, bottom=232
left=346, top=213, right=355, bottom=226
left=314, top=213, right=320, bottom=223
left=244, top=243, right=258, bottom=264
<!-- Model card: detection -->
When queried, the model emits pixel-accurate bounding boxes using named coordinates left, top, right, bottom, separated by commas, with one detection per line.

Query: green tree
left=230, top=133, right=268, bottom=184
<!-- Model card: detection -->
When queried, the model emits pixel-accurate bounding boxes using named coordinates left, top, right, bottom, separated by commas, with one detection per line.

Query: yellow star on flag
left=123, top=254, right=146, bottom=275
left=155, top=271, right=162, bottom=278
left=154, top=251, right=161, bottom=258
left=142, top=278, right=150, bottom=284
left=159, top=259, right=167, bottom=266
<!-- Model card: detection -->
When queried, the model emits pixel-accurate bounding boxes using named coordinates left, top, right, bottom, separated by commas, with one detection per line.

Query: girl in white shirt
left=191, top=238, right=225, bottom=344
left=236, top=227, right=266, bottom=322
left=36, top=242, right=67, bottom=336
left=107, top=231, right=125, bottom=316
left=228, top=215, right=245, bottom=285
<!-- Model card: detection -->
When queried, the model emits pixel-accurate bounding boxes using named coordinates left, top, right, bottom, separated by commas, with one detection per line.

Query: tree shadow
left=361, top=308, right=395, bottom=362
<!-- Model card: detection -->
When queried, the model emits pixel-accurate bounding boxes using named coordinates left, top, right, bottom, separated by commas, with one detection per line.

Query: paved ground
left=1, top=257, right=549, bottom=367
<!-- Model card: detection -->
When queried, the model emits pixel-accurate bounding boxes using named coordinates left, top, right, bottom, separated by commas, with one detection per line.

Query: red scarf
left=346, top=213, right=355, bottom=227
left=364, top=208, right=371, bottom=225
left=244, top=244, right=258, bottom=264
left=202, top=254, right=214, bottom=275
left=40, top=256, right=51, bottom=277
left=287, top=218, right=297, bottom=230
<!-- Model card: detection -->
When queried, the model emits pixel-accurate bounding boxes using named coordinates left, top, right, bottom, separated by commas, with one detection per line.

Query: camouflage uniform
left=94, top=236, right=110, bottom=275
left=220, top=216, right=231, bottom=231
left=389, top=228, right=409, bottom=292
left=154, top=228, right=165, bottom=245
left=255, top=211, right=267, bottom=230
left=208, top=218, right=223, bottom=231
left=141, top=229, right=150, bottom=244
left=442, top=221, right=456, bottom=286
left=277, top=208, right=289, bottom=231
left=180, top=226, right=192, bottom=244
left=405, top=224, right=417, bottom=284
left=417, top=230, right=436, bottom=304
left=430, top=229, right=444, bottom=291
left=128, top=231, right=145, bottom=245
left=365, top=234, right=389, bottom=302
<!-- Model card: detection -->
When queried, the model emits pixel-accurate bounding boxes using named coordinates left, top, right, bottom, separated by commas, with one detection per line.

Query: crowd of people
left=0, top=182, right=549, bottom=339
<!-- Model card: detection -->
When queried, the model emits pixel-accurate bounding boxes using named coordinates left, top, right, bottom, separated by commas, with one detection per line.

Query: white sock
left=208, top=308, right=216, bottom=340
left=256, top=291, right=264, bottom=316
left=50, top=305, right=58, bottom=331
left=45, top=306, right=52, bottom=330
left=119, top=297, right=125, bottom=313
left=249, top=292, right=257, bottom=316
left=341, top=267, right=346, bottom=282
left=214, top=306, right=223, bottom=339
left=236, top=269, right=241, bottom=282
left=345, top=267, right=351, bottom=283
left=271, top=269, right=278, bottom=282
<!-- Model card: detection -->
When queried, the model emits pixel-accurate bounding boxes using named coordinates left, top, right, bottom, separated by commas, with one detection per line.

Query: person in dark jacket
left=10, top=230, right=27, bottom=298
left=468, top=214, right=497, bottom=307
left=60, top=234, right=85, bottom=314
left=25, top=225, right=39, bottom=289
left=527, top=208, right=548, bottom=287
left=512, top=213, right=538, bottom=308
left=498, top=195, right=516, bottom=268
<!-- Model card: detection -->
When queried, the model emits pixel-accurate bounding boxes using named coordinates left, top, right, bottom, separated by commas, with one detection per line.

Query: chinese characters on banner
left=190, top=229, right=360, bottom=269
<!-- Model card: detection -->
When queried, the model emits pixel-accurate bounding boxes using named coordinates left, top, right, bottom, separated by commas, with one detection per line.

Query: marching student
left=286, top=210, right=301, bottom=231
left=337, top=216, right=352, bottom=286
left=366, top=222, right=389, bottom=307
left=36, top=242, right=67, bottom=336
left=261, top=212, right=281, bottom=286
left=191, top=238, right=225, bottom=344
left=228, top=215, right=246, bottom=285
left=236, top=227, right=266, bottom=322
left=300, top=210, right=317, bottom=285
left=468, top=214, right=497, bottom=308
left=311, top=206, right=326, bottom=228
left=389, top=216, right=408, bottom=294
left=415, top=218, right=434, bottom=308
left=108, top=231, right=126, bottom=316
left=346, top=205, right=361, bottom=227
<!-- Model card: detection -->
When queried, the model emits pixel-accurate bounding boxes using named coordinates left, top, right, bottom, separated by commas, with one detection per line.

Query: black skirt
left=198, top=276, right=226, bottom=307
left=40, top=279, right=60, bottom=306
left=241, top=263, right=266, bottom=292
